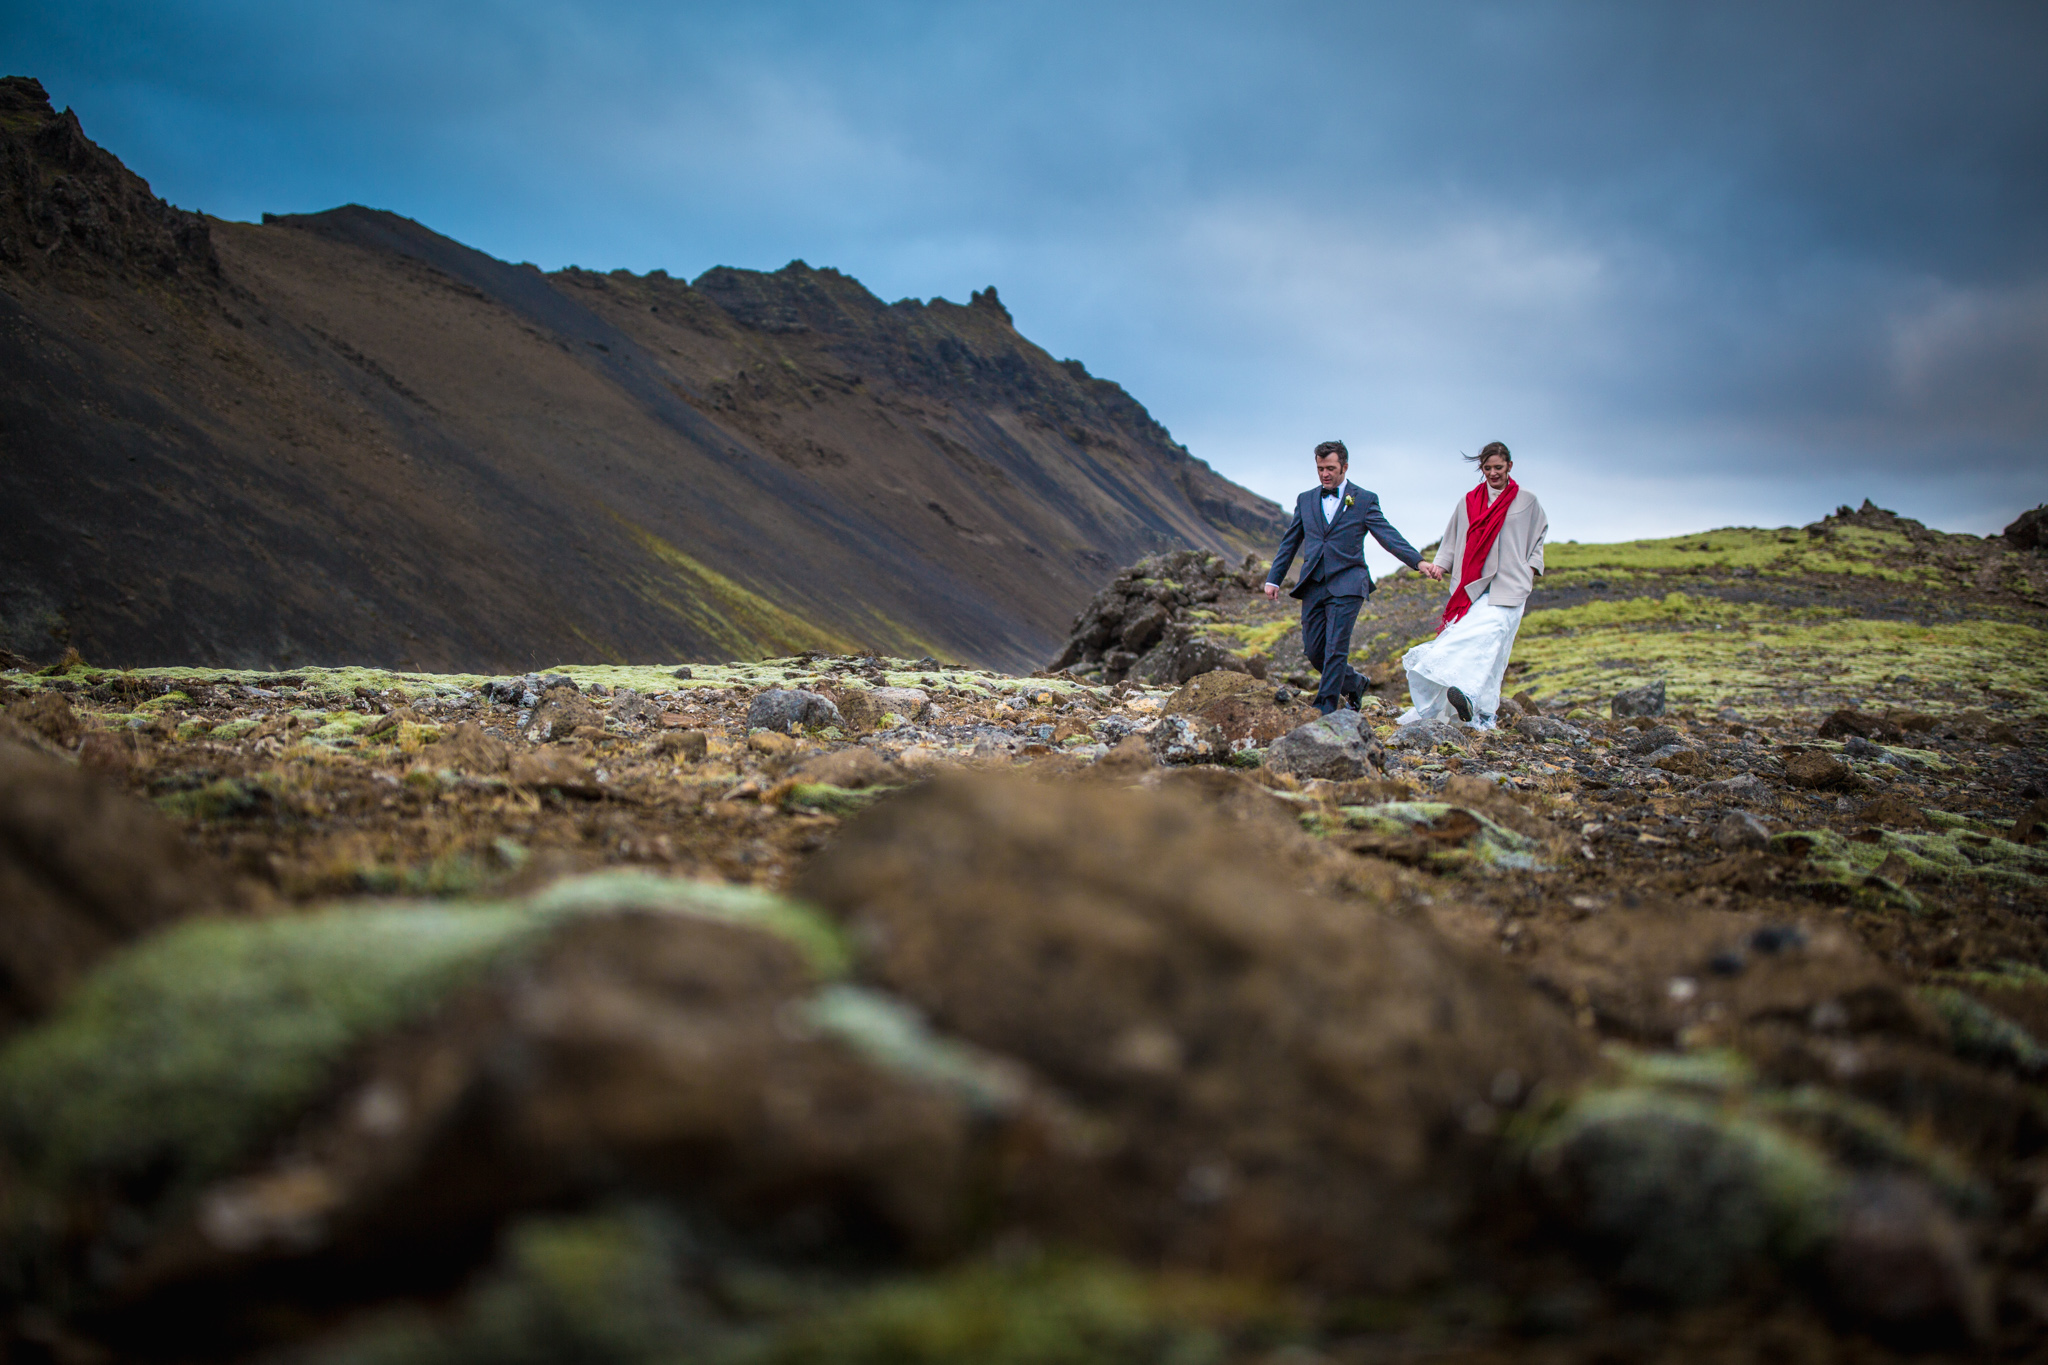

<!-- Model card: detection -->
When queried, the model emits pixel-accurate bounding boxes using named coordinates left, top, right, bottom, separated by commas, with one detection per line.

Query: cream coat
left=1432, top=486, right=1547, bottom=610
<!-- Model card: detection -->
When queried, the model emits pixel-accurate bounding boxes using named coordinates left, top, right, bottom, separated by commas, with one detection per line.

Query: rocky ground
left=2, top=505, right=2046, bottom=1363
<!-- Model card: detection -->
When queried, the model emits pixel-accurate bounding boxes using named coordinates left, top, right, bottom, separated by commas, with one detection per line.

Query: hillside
left=0, top=75, right=1281, bottom=674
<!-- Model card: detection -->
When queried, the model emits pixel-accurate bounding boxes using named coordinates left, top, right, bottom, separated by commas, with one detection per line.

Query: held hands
left=1419, top=562, right=1447, bottom=582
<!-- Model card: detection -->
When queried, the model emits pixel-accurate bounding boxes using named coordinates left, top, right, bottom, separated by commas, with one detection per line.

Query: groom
left=1265, top=440, right=1443, bottom=714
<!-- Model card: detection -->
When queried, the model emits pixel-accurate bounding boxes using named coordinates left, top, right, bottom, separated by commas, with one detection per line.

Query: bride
left=1399, top=442, right=1548, bottom=729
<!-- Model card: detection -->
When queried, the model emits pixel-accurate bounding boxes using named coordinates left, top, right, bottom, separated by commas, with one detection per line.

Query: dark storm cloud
left=5, top=1, right=2044, bottom=542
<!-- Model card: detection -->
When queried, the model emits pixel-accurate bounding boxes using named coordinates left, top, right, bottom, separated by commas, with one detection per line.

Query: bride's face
left=1479, top=455, right=1512, bottom=491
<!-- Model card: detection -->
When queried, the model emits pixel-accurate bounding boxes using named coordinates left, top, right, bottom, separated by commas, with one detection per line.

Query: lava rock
left=1265, top=709, right=1385, bottom=780
left=1385, top=719, right=1468, bottom=752
left=746, top=689, right=844, bottom=735
left=1611, top=682, right=1668, bottom=720
left=1149, top=714, right=1230, bottom=766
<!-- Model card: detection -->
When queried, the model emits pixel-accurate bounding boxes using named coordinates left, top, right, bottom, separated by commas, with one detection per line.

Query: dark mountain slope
left=0, top=77, right=1281, bottom=672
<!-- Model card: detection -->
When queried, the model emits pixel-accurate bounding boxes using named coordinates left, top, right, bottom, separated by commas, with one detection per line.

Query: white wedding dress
left=1398, top=590, right=1524, bottom=728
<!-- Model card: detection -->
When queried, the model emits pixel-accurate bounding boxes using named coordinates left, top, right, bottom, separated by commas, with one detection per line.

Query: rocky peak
left=0, top=73, right=217, bottom=281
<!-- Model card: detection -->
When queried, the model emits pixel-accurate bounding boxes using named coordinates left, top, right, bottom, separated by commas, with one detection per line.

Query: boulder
left=1265, top=709, right=1385, bottom=780
left=746, top=689, right=844, bottom=735
left=2003, top=503, right=2047, bottom=552
left=797, top=775, right=1593, bottom=1289
left=1611, top=682, right=1668, bottom=720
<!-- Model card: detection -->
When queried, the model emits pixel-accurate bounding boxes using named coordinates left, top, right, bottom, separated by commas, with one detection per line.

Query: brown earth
left=0, top=76, right=1281, bottom=675
left=3, top=629, right=2045, bottom=1360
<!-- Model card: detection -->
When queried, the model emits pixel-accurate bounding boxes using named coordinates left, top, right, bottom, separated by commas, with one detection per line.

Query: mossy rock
left=0, top=874, right=849, bottom=1211
left=1918, top=986, right=2048, bottom=1076
left=1524, top=1086, right=1845, bottom=1301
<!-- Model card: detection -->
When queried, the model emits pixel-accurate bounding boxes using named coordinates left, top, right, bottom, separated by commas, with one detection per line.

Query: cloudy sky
left=9, top=1, right=2046, bottom=569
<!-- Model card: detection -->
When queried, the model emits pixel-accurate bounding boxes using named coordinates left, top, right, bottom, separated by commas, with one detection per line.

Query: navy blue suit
left=1267, top=482, right=1423, bottom=714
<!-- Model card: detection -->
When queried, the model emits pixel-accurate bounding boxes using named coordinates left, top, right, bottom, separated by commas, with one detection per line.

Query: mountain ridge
left=0, top=76, right=1283, bottom=673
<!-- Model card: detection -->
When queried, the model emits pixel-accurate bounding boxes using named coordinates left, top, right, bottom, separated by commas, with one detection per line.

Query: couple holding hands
left=1263, top=439, right=1546, bottom=729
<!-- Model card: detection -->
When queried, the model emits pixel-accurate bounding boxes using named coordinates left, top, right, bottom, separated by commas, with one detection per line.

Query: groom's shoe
left=1447, top=687, right=1474, bottom=723
left=1339, top=675, right=1365, bottom=710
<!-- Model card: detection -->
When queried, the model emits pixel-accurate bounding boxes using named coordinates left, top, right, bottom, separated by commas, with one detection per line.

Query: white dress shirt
left=1320, top=484, right=1344, bottom=524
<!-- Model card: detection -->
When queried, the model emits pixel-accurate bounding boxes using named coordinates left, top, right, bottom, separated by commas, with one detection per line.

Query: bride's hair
left=1463, top=441, right=1511, bottom=465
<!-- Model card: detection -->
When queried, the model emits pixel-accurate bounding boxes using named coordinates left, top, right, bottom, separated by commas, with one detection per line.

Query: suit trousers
left=1299, top=579, right=1366, bottom=714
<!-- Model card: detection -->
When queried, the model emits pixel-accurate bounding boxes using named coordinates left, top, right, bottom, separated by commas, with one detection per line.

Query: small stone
left=746, top=689, right=844, bottom=734
left=1713, top=811, right=1771, bottom=850
left=1702, top=773, right=1768, bottom=803
left=1626, top=725, right=1683, bottom=755
left=1748, top=924, right=1806, bottom=954
left=1610, top=681, right=1667, bottom=720
left=1265, top=709, right=1385, bottom=780
left=672, top=666, right=694, bottom=680
left=870, top=687, right=931, bottom=722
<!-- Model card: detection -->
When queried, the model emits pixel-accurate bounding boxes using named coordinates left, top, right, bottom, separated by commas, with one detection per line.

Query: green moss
left=782, top=782, right=890, bottom=816
left=756, top=1258, right=1230, bottom=1365
left=154, top=777, right=263, bottom=821
left=1511, top=605, right=2048, bottom=715
left=310, top=1223, right=1270, bottom=1365
left=1523, top=1086, right=1845, bottom=1300
left=799, top=985, right=1025, bottom=1116
left=0, top=874, right=849, bottom=1210
left=1330, top=801, right=1545, bottom=872
left=1918, top=987, right=2048, bottom=1075
left=1771, top=826, right=2048, bottom=899
left=1544, top=525, right=1940, bottom=582
left=210, top=717, right=259, bottom=741
left=0, top=904, right=552, bottom=1200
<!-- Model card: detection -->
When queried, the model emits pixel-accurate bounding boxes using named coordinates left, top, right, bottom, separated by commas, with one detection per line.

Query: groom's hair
left=1313, top=440, right=1349, bottom=465
left=1465, top=441, right=1512, bottom=465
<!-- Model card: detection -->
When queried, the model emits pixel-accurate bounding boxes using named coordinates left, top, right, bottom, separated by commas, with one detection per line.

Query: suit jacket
left=1267, top=481, right=1422, bottom=600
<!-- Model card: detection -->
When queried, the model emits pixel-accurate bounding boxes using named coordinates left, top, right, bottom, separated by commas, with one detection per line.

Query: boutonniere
left=1343, top=494, right=1355, bottom=508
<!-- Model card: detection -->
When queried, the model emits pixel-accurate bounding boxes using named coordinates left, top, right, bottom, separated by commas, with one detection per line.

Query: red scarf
left=1439, top=478, right=1518, bottom=631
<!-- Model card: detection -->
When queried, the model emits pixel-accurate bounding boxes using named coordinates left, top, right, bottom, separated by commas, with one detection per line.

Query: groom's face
left=1316, top=454, right=1346, bottom=492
